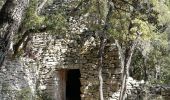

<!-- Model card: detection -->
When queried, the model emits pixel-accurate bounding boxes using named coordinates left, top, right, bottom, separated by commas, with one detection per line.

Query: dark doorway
left=66, top=69, right=81, bottom=100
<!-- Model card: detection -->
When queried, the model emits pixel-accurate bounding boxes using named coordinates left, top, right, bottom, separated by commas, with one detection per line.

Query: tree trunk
left=116, top=39, right=137, bottom=100
left=99, top=66, right=104, bottom=100
left=115, top=40, right=126, bottom=100
left=144, top=58, right=148, bottom=81
left=97, top=1, right=113, bottom=100
left=0, top=0, right=29, bottom=67
left=98, top=35, right=107, bottom=100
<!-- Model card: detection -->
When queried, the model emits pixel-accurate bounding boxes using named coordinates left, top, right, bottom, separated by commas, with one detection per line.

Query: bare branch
left=37, top=0, right=48, bottom=14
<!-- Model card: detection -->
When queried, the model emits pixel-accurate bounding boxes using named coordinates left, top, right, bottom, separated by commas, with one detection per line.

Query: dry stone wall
left=0, top=57, right=37, bottom=100
left=0, top=31, right=121, bottom=100
left=30, top=32, right=121, bottom=100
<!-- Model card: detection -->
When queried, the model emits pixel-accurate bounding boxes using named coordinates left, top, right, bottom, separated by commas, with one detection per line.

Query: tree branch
left=36, top=0, right=48, bottom=14
left=118, top=35, right=139, bottom=100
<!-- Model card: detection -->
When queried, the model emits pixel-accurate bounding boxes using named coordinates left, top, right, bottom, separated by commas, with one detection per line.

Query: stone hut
left=0, top=31, right=121, bottom=100
left=31, top=32, right=121, bottom=100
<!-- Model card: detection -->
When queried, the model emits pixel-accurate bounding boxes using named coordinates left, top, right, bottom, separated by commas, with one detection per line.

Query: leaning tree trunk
left=0, top=0, right=29, bottom=67
left=98, top=33, right=107, bottom=100
left=116, top=37, right=138, bottom=100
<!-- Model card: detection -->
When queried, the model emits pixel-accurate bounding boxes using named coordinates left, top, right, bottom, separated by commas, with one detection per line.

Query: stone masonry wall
left=0, top=31, right=121, bottom=100
left=29, top=32, right=121, bottom=100
left=0, top=57, right=37, bottom=100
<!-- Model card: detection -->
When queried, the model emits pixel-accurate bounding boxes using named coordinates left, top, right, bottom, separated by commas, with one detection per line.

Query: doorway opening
left=66, top=69, right=81, bottom=100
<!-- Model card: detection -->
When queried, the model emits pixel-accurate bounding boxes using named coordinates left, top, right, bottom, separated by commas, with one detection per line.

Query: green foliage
left=108, top=2, right=159, bottom=42
left=153, top=1, right=170, bottom=25
left=105, top=0, right=170, bottom=85
left=23, top=0, right=45, bottom=29
left=21, top=0, right=69, bottom=35
left=160, top=55, right=170, bottom=84
left=44, top=11, right=68, bottom=34
left=108, top=11, right=130, bottom=41
left=77, top=0, right=109, bottom=31
left=96, top=0, right=108, bottom=20
left=131, top=19, right=153, bottom=40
